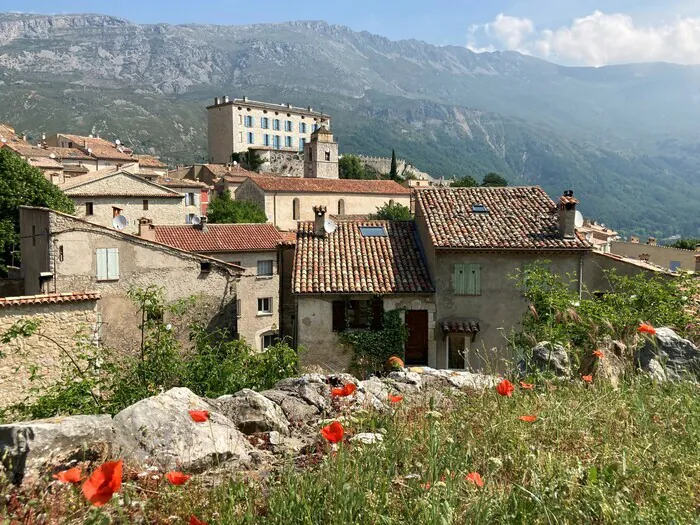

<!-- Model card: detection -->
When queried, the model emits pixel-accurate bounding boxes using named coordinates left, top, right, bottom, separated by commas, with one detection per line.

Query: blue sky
left=5, top=0, right=700, bottom=65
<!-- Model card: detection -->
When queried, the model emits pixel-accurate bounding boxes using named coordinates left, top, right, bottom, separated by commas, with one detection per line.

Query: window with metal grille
left=453, top=263, right=481, bottom=295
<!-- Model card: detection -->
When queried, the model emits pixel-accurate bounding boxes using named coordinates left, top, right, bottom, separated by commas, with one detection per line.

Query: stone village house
left=280, top=189, right=593, bottom=373
left=1, top=207, right=244, bottom=407
left=139, top=220, right=293, bottom=351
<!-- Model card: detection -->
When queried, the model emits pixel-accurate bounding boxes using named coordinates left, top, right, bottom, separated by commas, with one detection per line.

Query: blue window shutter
left=107, top=248, right=120, bottom=280
left=96, top=249, right=107, bottom=280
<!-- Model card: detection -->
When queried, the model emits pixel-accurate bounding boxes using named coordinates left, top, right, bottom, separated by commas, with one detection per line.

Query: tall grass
left=8, top=378, right=699, bottom=524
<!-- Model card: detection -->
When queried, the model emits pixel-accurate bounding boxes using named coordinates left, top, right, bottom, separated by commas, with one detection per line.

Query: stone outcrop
left=0, top=414, right=113, bottom=485
left=213, top=389, right=290, bottom=435
left=113, top=387, right=252, bottom=473
left=635, top=327, right=700, bottom=382
left=520, top=342, right=572, bottom=377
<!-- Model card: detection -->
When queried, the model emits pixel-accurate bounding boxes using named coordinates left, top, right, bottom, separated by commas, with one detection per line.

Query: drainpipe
left=578, top=253, right=584, bottom=299
left=273, top=191, right=277, bottom=227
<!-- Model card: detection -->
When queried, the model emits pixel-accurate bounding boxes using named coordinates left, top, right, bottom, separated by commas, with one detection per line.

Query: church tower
left=303, top=125, right=338, bottom=179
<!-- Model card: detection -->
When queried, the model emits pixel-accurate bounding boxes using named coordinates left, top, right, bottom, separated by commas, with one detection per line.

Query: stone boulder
left=635, top=327, right=700, bottom=382
left=113, top=387, right=251, bottom=472
left=407, top=367, right=500, bottom=390
left=214, top=389, right=290, bottom=435
left=0, top=414, right=114, bottom=485
left=385, top=371, right=422, bottom=393
left=520, top=342, right=571, bottom=377
left=261, top=375, right=335, bottom=424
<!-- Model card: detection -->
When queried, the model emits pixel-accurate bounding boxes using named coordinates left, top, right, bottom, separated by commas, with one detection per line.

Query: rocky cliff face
left=1, top=13, right=700, bottom=237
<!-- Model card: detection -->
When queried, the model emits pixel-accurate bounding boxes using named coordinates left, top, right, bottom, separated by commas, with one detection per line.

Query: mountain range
left=1, top=13, right=699, bottom=237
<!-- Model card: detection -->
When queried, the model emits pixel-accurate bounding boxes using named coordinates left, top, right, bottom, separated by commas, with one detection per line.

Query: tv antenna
left=112, top=214, right=128, bottom=230
left=324, top=218, right=337, bottom=234
left=574, top=210, right=584, bottom=229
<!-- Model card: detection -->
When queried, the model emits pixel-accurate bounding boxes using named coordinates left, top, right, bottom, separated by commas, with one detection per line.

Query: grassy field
left=4, top=378, right=700, bottom=524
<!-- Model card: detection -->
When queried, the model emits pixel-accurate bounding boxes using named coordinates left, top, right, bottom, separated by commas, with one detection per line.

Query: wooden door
left=405, top=310, right=429, bottom=365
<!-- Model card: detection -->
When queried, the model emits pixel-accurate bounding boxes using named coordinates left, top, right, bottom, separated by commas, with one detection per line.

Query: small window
left=338, top=199, right=345, bottom=215
left=325, top=150, right=331, bottom=161
left=262, top=333, right=279, bottom=350
left=264, top=134, right=270, bottom=147
left=237, top=299, right=242, bottom=318
left=58, top=245, right=64, bottom=262
left=285, top=136, right=292, bottom=148
left=112, top=207, right=122, bottom=218
left=247, top=132, right=254, bottom=144
left=96, top=248, right=119, bottom=281
left=285, top=120, right=292, bottom=132
left=257, top=259, right=273, bottom=276
left=293, top=198, right=300, bottom=220
left=472, top=204, right=489, bottom=214
left=308, top=149, right=312, bottom=161
left=257, top=297, right=273, bottom=315
left=274, top=135, right=281, bottom=149
left=85, top=202, right=94, bottom=216
left=299, top=138, right=305, bottom=151
left=143, top=199, right=149, bottom=211
left=200, top=261, right=211, bottom=272
left=359, top=226, right=387, bottom=237
left=32, top=225, right=36, bottom=246
left=185, top=193, right=196, bottom=206
left=273, top=119, right=280, bottom=131
left=299, top=122, right=307, bottom=134
left=261, top=117, right=269, bottom=129
left=245, top=115, right=254, bottom=127
left=453, top=263, right=481, bottom=295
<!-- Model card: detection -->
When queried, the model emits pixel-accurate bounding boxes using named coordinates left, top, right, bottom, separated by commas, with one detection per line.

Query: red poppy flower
left=582, top=375, right=593, bottom=383
left=593, top=350, right=605, bottom=359
left=189, top=410, right=210, bottom=423
left=638, top=323, right=656, bottom=335
left=320, top=421, right=344, bottom=443
left=519, top=381, right=535, bottom=390
left=420, top=482, right=431, bottom=490
left=190, top=516, right=208, bottom=525
left=519, top=415, right=538, bottom=423
left=53, top=467, right=82, bottom=484
left=465, top=472, right=484, bottom=488
left=331, top=383, right=357, bottom=397
left=496, top=379, right=515, bottom=397
left=166, top=471, right=191, bottom=485
left=389, top=394, right=403, bottom=403
left=81, top=460, right=123, bottom=507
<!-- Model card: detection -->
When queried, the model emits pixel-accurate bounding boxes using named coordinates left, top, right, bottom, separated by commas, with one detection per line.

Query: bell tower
left=303, top=125, right=338, bottom=179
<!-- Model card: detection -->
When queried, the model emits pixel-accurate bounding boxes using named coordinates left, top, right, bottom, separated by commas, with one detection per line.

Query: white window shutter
left=96, top=249, right=107, bottom=280
left=107, top=248, right=120, bottom=280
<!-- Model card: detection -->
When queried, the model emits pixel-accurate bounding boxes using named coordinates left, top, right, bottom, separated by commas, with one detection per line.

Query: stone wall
left=0, top=299, right=99, bottom=408
left=252, top=149, right=304, bottom=178
left=611, top=241, right=696, bottom=272
left=355, top=155, right=432, bottom=181
left=582, top=252, right=674, bottom=294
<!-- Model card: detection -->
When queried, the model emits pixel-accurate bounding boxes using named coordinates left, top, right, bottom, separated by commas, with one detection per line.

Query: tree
left=207, top=190, right=267, bottom=224
left=451, top=175, right=479, bottom=188
left=0, top=149, right=75, bottom=275
left=669, top=238, right=700, bottom=250
left=231, top=151, right=264, bottom=172
left=482, top=173, right=508, bottom=187
left=371, top=202, right=413, bottom=221
left=339, top=155, right=371, bottom=180
left=389, top=150, right=398, bottom=180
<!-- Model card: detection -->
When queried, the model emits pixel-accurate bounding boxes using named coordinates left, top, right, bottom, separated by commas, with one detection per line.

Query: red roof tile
left=58, top=134, right=134, bottom=160
left=293, top=220, right=433, bottom=294
left=247, top=176, right=411, bottom=195
left=154, top=223, right=286, bottom=252
left=150, top=176, right=208, bottom=188
left=0, top=292, right=100, bottom=307
left=134, top=155, right=167, bottom=168
left=416, top=187, right=590, bottom=251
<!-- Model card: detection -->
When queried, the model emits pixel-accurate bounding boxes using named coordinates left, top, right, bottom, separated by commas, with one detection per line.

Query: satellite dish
left=0, top=137, right=6, bottom=143
left=574, top=210, right=584, bottom=228
left=115, top=139, right=121, bottom=146
left=191, top=215, right=201, bottom=225
left=112, top=214, right=128, bottom=230
left=87, top=148, right=93, bottom=154
left=49, top=153, right=56, bottom=159
left=324, top=218, right=336, bottom=234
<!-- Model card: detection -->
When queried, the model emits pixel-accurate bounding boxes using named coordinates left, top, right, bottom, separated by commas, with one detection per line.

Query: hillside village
left=1, top=95, right=699, bottom=402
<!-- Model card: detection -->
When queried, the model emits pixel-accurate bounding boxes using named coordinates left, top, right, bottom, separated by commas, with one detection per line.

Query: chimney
left=138, top=218, right=155, bottom=241
left=223, top=95, right=230, bottom=103
left=647, top=237, right=657, bottom=246
left=313, top=205, right=327, bottom=237
left=639, top=253, right=650, bottom=263
left=214, top=97, right=220, bottom=105
left=287, top=102, right=292, bottom=108
left=695, top=253, right=700, bottom=273
left=630, top=236, right=640, bottom=244
left=243, top=96, right=248, bottom=102
left=557, top=190, right=577, bottom=239
left=196, top=216, right=208, bottom=232
left=308, top=105, right=313, bottom=112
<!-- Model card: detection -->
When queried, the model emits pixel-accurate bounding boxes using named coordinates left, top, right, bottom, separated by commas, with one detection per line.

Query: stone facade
left=611, top=241, right=697, bottom=272
left=19, top=208, right=241, bottom=354
left=207, top=96, right=331, bottom=163
left=296, top=295, right=436, bottom=372
left=251, top=149, right=305, bottom=178
left=582, top=251, right=674, bottom=294
left=355, top=154, right=432, bottom=181
left=0, top=299, right=99, bottom=408
left=203, top=251, right=280, bottom=351
left=303, top=127, right=339, bottom=179
left=234, top=180, right=411, bottom=231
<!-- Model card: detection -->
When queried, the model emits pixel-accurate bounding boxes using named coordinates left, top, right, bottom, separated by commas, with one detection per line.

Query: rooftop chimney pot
left=558, top=190, right=578, bottom=239
left=313, top=205, right=327, bottom=237
left=647, top=237, right=657, bottom=246
left=137, top=217, right=155, bottom=241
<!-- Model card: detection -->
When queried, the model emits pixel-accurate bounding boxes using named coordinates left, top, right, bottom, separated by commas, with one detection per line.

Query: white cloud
left=467, top=10, right=700, bottom=66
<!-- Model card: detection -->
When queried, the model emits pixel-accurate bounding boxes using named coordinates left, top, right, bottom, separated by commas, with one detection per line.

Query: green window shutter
left=106, top=248, right=120, bottom=280
left=96, top=249, right=107, bottom=280
left=453, top=263, right=468, bottom=294
left=466, top=264, right=481, bottom=295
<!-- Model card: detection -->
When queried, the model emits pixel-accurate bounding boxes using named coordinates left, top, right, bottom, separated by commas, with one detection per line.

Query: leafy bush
left=370, top=202, right=413, bottom=221
left=0, top=286, right=298, bottom=421
left=207, top=190, right=267, bottom=224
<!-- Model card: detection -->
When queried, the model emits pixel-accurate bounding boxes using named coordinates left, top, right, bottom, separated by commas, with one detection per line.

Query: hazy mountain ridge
left=1, top=13, right=699, bottom=237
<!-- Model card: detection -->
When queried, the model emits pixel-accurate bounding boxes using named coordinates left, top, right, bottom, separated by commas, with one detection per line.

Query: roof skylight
left=359, top=226, right=387, bottom=237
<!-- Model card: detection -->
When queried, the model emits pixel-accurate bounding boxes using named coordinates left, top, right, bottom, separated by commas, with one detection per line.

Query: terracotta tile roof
left=154, top=223, right=287, bottom=253
left=28, top=157, right=63, bottom=169
left=3, top=142, right=92, bottom=161
left=149, top=176, right=207, bottom=188
left=0, top=292, right=100, bottom=307
left=293, top=220, right=433, bottom=294
left=247, top=175, right=411, bottom=195
left=204, top=164, right=254, bottom=178
left=416, top=187, right=590, bottom=251
left=0, top=123, right=17, bottom=140
left=279, top=231, right=297, bottom=245
left=134, top=154, right=167, bottom=168
left=58, top=134, right=134, bottom=160
left=60, top=168, right=184, bottom=198
left=440, top=319, right=481, bottom=333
